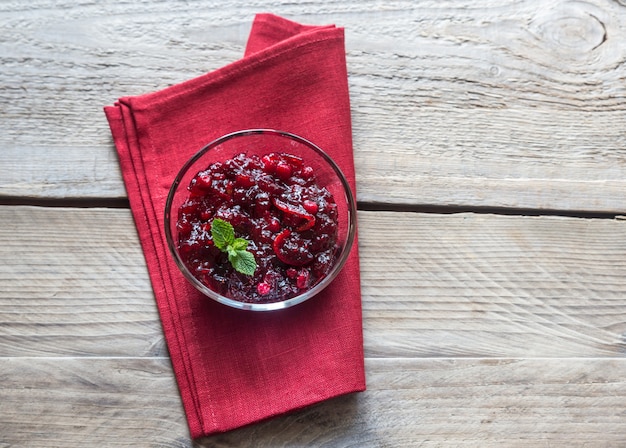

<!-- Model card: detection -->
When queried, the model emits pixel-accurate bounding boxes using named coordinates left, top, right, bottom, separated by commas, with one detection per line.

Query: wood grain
left=0, top=207, right=165, bottom=357
left=1, top=0, right=625, bottom=211
left=2, top=1, right=626, bottom=445
left=1, top=357, right=624, bottom=447
left=2, top=206, right=624, bottom=359
left=0, top=357, right=189, bottom=448
left=360, top=211, right=626, bottom=358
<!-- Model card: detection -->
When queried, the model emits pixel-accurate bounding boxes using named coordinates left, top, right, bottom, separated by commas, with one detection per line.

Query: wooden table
left=2, top=1, right=625, bottom=446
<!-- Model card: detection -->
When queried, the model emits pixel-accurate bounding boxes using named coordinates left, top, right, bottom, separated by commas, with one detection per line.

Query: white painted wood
left=0, top=206, right=164, bottom=357
left=2, top=1, right=626, bottom=445
left=360, top=211, right=626, bottom=358
left=2, top=207, right=624, bottom=358
left=1, top=357, right=624, bottom=447
left=1, top=0, right=625, bottom=211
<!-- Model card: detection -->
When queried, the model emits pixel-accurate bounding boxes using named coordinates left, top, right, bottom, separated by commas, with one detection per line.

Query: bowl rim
left=163, top=128, right=357, bottom=311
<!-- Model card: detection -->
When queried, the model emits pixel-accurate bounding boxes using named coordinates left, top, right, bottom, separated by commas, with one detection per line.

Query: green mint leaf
left=211, top=218, right=256, bottom=276
left=231, top=238, right=248, bottom=251
left=211, top=218, right=234, bottom=250
left=226, top=245, right=237, bottom=260
left=231, top=250, right=257, bottom=276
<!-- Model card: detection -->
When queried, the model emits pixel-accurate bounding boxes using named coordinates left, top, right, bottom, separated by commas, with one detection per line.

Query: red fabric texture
left=104, top=14, right=365, bottom=438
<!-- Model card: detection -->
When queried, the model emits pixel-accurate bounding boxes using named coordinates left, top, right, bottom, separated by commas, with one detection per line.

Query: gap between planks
left=0, top=197, right=623, bottom=220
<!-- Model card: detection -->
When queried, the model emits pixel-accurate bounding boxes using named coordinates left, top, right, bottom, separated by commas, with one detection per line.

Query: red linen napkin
left=103, top=14, right=365, bottom=438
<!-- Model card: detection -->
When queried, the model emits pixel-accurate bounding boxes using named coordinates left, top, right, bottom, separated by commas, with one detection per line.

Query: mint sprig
left=211, top=218, right=257, bottom=276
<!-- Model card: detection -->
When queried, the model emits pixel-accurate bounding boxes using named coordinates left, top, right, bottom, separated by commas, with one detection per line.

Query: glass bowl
left=164, top=129, right=356, bottom=311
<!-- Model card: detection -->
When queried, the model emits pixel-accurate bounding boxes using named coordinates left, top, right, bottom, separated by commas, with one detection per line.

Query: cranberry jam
left=176, top=152, right=339, bottom=304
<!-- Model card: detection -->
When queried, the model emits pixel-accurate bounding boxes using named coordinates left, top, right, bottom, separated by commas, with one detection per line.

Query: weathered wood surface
left=0, top=207, right=164, bottom=358
left=2, top=0, right=626, bottom=446
left=1, top=357, right=624, bottom=447
left=1, top=0, right=625, bottom=212
left=2, top=207, right=625, bottom=359
left=2, top=206, right=625, bottom=444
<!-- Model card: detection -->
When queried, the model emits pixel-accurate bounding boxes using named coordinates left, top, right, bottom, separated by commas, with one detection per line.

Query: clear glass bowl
left=164, top=129, right=357, bottom=311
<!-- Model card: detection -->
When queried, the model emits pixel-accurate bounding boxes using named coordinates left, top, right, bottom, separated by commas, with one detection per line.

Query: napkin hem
left=103, top=103, right=206, bottom=436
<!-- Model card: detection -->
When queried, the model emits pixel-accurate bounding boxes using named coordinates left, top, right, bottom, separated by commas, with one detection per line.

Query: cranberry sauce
left=176, top=152, right=339, bottom=303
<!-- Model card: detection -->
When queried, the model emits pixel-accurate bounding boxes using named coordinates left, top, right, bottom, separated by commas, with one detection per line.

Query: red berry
left=302, top=200, right=318, bottom=215
left=296, top=269, right=310, bottom=289
left=282, top=153, right=304, bottom=168
left=235, top=173, right=254, bottom=188
left=272, top=198, right=316, bottom=231
left=257, top=282, right=271, bottom=295
left=189, top=172, right=212, bottom=194
left=255, top=200, right=270, bottom=218
left=262, top=153, right=279, bottom=173
left=225, top=180, right=234, bottom=195
left=275, top=162, right=292, bottom=180
left=273, top=229, right=314, bottom=266
left=267, top=217, right=281, bottom=233
left=300, top=166, right=314, bottom=179
left=177, top=221, right=193, bottom=235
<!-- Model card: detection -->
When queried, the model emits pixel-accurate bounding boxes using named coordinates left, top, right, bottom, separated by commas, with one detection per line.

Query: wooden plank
left=1, top=357, right=624, bottom=447
left=2, top=206, right=624, bottom=358
left=360, top=211, right=626, bottom=358
left=1, top=1, right=625, bottom=211
left=0, top=357, right=189, bottom=448
left=0, top=206, right=165, bottom=357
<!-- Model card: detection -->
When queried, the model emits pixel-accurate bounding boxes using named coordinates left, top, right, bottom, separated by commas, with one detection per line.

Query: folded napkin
left=104, top=13, right=365, bottom=438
